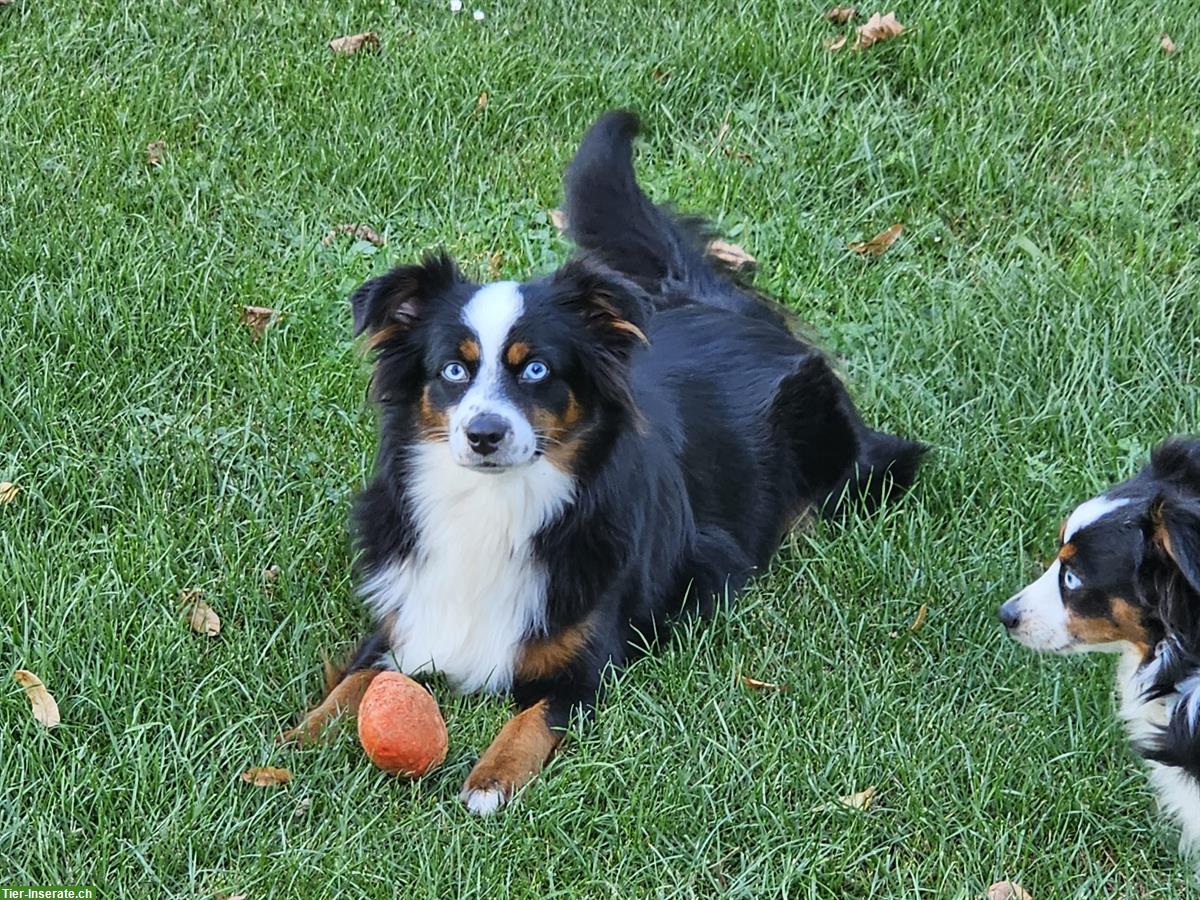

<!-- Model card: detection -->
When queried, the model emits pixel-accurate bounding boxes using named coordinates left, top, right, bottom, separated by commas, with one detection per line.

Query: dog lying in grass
left=1000, top=438, right=1200, bottom=854
left=284, top=111, right=923, bottom=814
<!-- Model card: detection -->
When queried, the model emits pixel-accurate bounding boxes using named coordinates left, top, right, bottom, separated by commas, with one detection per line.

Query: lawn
left=2, top=0, right=1198, bottom=896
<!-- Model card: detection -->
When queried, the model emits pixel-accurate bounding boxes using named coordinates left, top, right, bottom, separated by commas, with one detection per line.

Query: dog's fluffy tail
left=563, top=110, right=775, bottom=321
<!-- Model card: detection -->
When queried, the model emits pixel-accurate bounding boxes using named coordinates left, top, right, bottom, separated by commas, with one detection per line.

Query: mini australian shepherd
left=1000, top=438, right=1200, bottom=853
left=285, top=111, right=924, bottom=814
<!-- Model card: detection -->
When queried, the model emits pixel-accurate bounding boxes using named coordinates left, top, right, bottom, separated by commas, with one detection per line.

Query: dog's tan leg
left=277, top=668, right=382, bottom=745
left=459, top=699, right=562, bottom=815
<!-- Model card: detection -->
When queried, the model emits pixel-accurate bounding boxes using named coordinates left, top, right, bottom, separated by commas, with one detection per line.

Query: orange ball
left=357, top=672, right=448, bottom=778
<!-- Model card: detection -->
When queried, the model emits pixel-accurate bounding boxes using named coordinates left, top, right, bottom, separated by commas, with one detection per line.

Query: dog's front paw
left=459, top=779, right=509, bottom=817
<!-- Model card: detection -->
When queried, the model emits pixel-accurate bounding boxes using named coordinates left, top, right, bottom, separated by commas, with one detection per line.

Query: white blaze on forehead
left=462, top=281, right=523, bottom=388
left=1063, top=495, right=1132, bottom=543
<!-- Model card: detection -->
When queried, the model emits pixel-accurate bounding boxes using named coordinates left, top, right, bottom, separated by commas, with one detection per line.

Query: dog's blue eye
left=1063, top=568, right=1082, bottom=591
left=441, top=362, right=470, bottom=384
left=521, top=360, right=550, bottom=383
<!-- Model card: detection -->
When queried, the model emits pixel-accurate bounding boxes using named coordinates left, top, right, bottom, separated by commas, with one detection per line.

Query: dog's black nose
left=998, top=599, right=1022, bottom=630
left=466, top=414, right=510, bottom=456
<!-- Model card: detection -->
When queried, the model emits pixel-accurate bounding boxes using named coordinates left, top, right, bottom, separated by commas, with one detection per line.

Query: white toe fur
left=461, top=786, right=506, bottom=817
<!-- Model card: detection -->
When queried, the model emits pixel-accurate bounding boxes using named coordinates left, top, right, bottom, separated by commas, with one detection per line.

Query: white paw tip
left=461, top=786, right=506, bottom=816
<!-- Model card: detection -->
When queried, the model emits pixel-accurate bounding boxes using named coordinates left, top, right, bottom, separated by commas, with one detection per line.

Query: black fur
left=338, top=111, right=924, bottom=796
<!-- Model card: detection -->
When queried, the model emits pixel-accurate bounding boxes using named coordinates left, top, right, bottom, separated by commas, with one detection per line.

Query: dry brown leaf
left=242, top=766, right=292, bottom=787
left=181, top=589, right=221, bottom=637
left=910, top=603, right=928, bottom=632
left=241, top=305, right=278, bottom=339
left=328, top=32, right=380, bottom=55
left=146, top=140, right=166, bottom=167
left=487, top=251, right=503, bottom=280
left=14, top=670, right=61, bottom=728
left=1160, top=33, right=1176, bottom=54
left=476, top=90, right=489, bottom=112
left=0, top=481, right=19, bottom=505
left=742, top=675, right=788, bottom=692
left=849, top=222, right=904, bottom=256
left=986, top=883, right=1033, bottom=900
left=825, top=5, right=857, bottom=24
left=838, top=785, right=877, bottom=810
left=321, top=224, right=384, bottom=247
left=852, top=12, right=904, bottom=51
left=548, top=208, right=567, bottom=235
left=824, top=34, right=848, bottom=52
left=707, top=239, right=757, bottom=271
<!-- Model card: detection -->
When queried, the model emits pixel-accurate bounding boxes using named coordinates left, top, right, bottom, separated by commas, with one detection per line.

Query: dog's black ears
left=551, top=257, right=651, bottom=351
left=1151, top=494, right=1200, bottom=598
left=350, top=252, right=462, bottom=337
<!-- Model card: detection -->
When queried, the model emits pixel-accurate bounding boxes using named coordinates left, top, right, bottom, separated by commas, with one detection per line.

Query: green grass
left=2, top=0, right=1198, bottom=896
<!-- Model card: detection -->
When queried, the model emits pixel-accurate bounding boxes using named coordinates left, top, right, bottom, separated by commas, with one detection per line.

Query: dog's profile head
left=350, top=252, right=648, bottom=474
left=999, top=439, right=1200, bottom=660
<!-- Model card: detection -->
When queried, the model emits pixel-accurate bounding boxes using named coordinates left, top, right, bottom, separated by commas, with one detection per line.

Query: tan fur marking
left=365, top=324, right=403, bottom=350
left=458, top=339, right=480, bottom=363
left=1066, top=597, right=1150, bottom=654
left=417, top=384, right=449, bottom=436
left=516, top=616, right=593, bottom=682
left=462, top=700, right=562, bottom=799
left=534, top=390, right=586, bottom=473
left=278, top=668, right=381, bottom=746
left=1057, top=542, right=1077, bottom=563
left=505, top=341, right=531, bottom=366
left=610, top=318, right=648, bottom=344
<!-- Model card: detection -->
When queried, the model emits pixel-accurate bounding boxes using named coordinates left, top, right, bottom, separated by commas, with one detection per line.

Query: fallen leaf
left=181, top=589, right=221, bottom=637
left=986, top=883, right=1033, bottom=900
left=242, top=766, right=292, bottom=787
left=707, top=239, right=757, bottom=271
left=13, top=670, right=60, bottom=728
left=1160, top=33, right=1176, bottom=54
left=824, top=34, right=848, bottom=51
left=0, top=481, right=19, bottom=505
left=548, top=208, right=567, bottom=235
left=838, top=785, right=877, bottom=810
left=476, top=90, right=489, bottom=112
left=146, top=140, right=166, bottom=167
left=240, top=305, right=278, bottom=339
left=825, top=5, right=857, bottom=24
left=849, top=222, right=904, bottom=256
left=852, top=11, right=904, bottom=51
left=328, top=32, right=380, bottom=55
left=910, top=603, right=928, bottom=632
left=321, top=224, right=384, bottom=247
left=487, top=251, right=503, bottom=280
left=742, top=675, right=788, bottom=692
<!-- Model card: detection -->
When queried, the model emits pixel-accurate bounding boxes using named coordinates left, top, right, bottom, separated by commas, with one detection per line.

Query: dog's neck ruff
left=1119, top=647, right=1200, bottom=853
left=360, top=441, right=575, bottom=694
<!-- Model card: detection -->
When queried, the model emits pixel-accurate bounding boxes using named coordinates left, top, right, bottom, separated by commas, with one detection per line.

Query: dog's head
left=350, top=253, right=648, bottom=474
left=999, top=439, right=1200, bottom=659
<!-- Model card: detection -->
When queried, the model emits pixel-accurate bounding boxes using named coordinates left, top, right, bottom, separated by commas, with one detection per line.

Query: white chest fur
left=1116, top=650, right=1200, bottom=855
left=359, top=443, right=574, bottom=694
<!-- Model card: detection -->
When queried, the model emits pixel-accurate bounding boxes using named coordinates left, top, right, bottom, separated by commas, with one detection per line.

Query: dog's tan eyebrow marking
left=458, top=339, right=481, bottom=362
left=1057, top=542, right=1077, bottom=562
left=505, top=341, right=531, bottom=366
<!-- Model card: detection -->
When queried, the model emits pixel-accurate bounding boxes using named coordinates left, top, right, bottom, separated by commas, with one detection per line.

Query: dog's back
left=563, top=110, right=925, bottom=520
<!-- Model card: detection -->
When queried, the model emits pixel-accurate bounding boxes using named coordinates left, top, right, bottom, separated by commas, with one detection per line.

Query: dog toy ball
left=357, top=672, right=448, bottom=778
